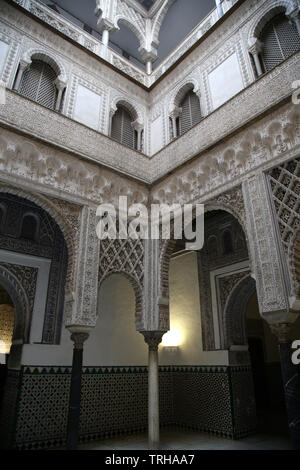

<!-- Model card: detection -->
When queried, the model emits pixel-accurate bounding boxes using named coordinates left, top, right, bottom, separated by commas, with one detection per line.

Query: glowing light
left=162, top=329, right=182, bottom=347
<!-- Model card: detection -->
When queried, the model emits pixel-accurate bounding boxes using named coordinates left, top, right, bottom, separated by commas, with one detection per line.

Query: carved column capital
left=55, top=76, right=67, bottom=91
left=169, top=106, right=182, bottom=120
left=142, top=331, right=165, bottom=351
left=19, top=58, right=32, bottom=71
left=270, top=323, right=293, bottom=343
left=132, top=120, right=144, bottom=132
left=67, top=326, right=91, bottom=349
left=248, top=38, right=263, bottom=56
left=70, top=332, right=89, bottom=349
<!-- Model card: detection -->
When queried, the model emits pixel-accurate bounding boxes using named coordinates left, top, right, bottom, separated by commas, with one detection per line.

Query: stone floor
left=80, top=410, right=292, bottom=451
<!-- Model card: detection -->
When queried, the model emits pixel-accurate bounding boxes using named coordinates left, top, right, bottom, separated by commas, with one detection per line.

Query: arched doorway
left=79, top=273, right=149, bottom=442
left=0, top=191, right=69, bottom=449
left=0, top=286, right=14, bottom=409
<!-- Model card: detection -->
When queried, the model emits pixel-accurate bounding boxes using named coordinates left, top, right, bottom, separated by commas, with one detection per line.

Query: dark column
left=271, top=323, right=300, bottom=450
left=66, top=331, right=89, bottom=450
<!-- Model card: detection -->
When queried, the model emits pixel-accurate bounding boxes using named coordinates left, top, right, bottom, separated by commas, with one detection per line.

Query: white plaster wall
left=73, top=84, right=102, bottom=130
left=20, top=258, right=228, bottom=367
left=160, top=251, right=228, bottom=366
left=85, top=274, right=147, bottom=366
left=21, top=274, right=148, bottom=366
left=150, top=114, right=164, bottom=155
left=0, top=41, right=9, bottom=77
left=208, top=53, right=244, bottom=110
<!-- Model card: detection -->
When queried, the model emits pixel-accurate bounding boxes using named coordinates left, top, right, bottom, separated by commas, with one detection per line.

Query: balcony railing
left=10, top=0, right=238, bottom=87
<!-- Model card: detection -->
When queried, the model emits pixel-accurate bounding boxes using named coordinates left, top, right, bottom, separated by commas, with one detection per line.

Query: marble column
left=146, top=61, right=152, bottom=75
left=66, top=328, right=89, bottom=450
left=270, top=323, right=300, bottom=450
left=13, top=59, right=31, bottom=91
left=169, top=106, right=182, bottom=140
left=102, top=29, right=110, bottom=47
left=132, top=120, right=144, bottom=152
left=142, top=331, right=164, bottom=450
left=248, top=39, right=263, bottom=77
left=216, top=0, right=224, bottom=19
left=54, top=78, right=67, bottom=112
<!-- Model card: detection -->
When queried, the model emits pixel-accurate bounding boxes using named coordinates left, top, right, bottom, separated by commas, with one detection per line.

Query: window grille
left=19, top=60, right=57, bottom=110
left=179, top=90, right=202, bottom=136
left=111, top=105, right=136, bottom=149
left=260, top=13, right=300, bottom=73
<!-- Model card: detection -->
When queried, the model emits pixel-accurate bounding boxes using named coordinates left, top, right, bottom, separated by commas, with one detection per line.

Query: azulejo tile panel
left=1, top=365, right=257, bottom=449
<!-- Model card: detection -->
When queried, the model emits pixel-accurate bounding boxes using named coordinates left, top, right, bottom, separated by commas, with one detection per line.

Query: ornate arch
left=159, top=193, right=251, bottom=322
left=151, top=0, right=176, bottom=47
left=0, top=266, right=30, bottom=343
left=170, top=78, right=201, bottom=111
left=0, top=185, right=75, bottom=291
left=98, top=270, right=144, bottom=331
left=248, top=1, right=291, bottom=44
left=223, top=274, right=257, bottom=349
left=21, top=48, right=68, bottom=82
left=115, top=17, right=145, bottom=49
left=110, top=96, right=143, bottom=124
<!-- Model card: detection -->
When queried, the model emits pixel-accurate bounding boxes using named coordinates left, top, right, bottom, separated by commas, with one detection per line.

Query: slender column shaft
left=172, top=117, right=177, bottom=139
left=146, top=61, right=152, bottom=75
left=13, top=65, right=27, bottom=91
left=102, top=29, right=109, bottom=46
left=142, top=331, right=164, bottom=450
left=148, top=347, right=159, bottom=449
left=137, top=130, right=142, bottom=152
left=216, top=0, right=224, bottom=19
left=278, top=341, right=300, bottom=450
left=253, top=52, right=263, bottom=77
left=66, top=332, right=89, bottom=450
left=55, top=88, right=63, bottom=112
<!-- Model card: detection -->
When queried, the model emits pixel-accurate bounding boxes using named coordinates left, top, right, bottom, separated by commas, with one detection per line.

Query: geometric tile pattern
left=3, top=365, right=257, bottom=449
left=173, top=366, right=233, bottom=437
left=229, top=366, right=257, bottom=439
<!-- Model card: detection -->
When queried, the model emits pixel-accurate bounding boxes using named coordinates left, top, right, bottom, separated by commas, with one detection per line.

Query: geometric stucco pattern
left=267, top=157, right=300, bottom=298
left=243, top=172, right=289, bottom=315
left=99, top=235, right=144, bottom=330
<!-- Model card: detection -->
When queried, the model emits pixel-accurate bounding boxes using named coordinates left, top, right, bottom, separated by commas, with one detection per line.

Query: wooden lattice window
left=19, top=59, right=58, bottom=110
left=111, top=105, right=137, bottom=149
left=260, top=13, right=300, bottom=73
left=179, top=90, right=202, bottom=136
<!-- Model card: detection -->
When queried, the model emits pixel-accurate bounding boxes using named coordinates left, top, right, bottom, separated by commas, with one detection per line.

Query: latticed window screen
left=179, top=90, right=202, bottom=135
left=111, top=105, right=136, bottom=149
left=19, top=60, right=57, bottom=109
left=260, top=13, right=300, bottom=73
